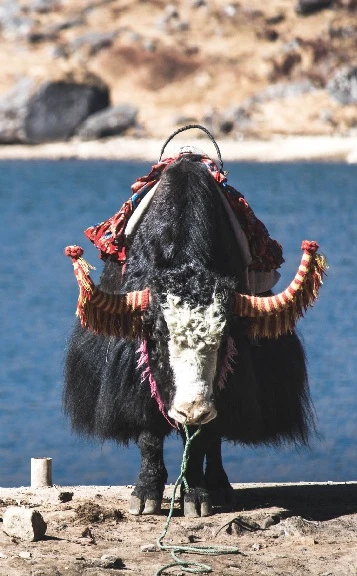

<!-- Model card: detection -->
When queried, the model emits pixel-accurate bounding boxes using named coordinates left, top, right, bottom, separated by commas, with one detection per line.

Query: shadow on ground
left=231, top=483, right=357, bottom=521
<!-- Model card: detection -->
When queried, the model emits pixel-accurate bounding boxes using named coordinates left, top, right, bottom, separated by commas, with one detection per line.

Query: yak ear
left=64, top=246, right=150, bottom=339
left=233, top=241, right=328, bottom=339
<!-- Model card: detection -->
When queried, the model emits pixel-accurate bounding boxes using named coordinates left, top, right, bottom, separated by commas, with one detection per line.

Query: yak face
left=162, top=292, right=226, bottom=425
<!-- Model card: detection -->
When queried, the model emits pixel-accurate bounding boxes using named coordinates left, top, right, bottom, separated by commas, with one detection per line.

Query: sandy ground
left=1, top=136, right=357, bottom=163
left=0, top=481, right=356, bottom=576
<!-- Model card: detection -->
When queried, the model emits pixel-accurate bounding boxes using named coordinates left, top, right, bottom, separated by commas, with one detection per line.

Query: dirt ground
left=0, top=482, right=356, bottom=576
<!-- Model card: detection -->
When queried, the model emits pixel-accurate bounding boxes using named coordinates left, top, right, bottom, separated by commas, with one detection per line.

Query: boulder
left=27, top=0, right=61, bottom=13
left=328, top=66, right=357, bottom=104
left=295, top=0, right=334, bottom=15
left=0, top=78, right=35, bottom=143
left=76, top=105, right=137, bottom=140
left=2, top=507, right=47, bottom=541
left=67, top=31, right=118, bottom=57
left=25, top=80, right=110, bottom=143
left=0, top=78, right=110, bottom=144
left=0, top=1, right=34, bottom=38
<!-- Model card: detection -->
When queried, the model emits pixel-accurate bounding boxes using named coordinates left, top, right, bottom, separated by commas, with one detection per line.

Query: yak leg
left=130, top=431, right=167, bottom=515
left=180, top=424, right=213, bottom=518
left=205, top=436, right=236, bottom=507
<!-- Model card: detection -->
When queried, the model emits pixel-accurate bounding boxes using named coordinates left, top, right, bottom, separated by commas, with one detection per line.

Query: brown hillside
left=1, top=0, right=357, bottom=138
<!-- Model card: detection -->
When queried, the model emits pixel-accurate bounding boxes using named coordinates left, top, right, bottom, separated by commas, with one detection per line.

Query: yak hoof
left=184, top=500, right=200, bottom=517
left=142, top=499, right=162, bottom=515
left=129, top=495, right=162, bottom=516
left=183, top=492, right=213, bottom=517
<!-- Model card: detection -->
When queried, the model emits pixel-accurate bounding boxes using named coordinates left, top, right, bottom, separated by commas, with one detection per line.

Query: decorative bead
left=64, top=245, right=84, bottom=259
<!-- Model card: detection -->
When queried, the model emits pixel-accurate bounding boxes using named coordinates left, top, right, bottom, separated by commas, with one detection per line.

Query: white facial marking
left=162, top=294, right=226, bottom=424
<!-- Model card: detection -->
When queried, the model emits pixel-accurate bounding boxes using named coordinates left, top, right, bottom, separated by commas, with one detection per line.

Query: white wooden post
left=31, top=458, right=53, bottom=488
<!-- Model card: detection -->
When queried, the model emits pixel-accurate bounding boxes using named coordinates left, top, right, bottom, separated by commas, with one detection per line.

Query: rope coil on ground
left=155, top=424, right=240, bottom=575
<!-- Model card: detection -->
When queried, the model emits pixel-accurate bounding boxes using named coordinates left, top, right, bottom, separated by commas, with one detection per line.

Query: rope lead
left=154, top=424, right=240, bottom=575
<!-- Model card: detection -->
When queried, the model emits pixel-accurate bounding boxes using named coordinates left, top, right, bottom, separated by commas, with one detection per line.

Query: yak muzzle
left=168, top=402, right=217, bottom=425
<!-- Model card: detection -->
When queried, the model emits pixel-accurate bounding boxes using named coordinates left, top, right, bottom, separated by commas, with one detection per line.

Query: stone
left=248, top=80, right=315, bottom=104
left=0, top=1, right=34, bottom=38
left=295, top=0, right=334, bottom=15
left=2, top=507, right=47, bottom=541
left=25, top=80, right=110, bottom=143
left=140, top=544, right=157, bottom=552
left=57, top=491, right=73, bottom=503
left=0, top=77, right=110, bottom=144
left=261, top=515, right=280, bottom=529
left=19, top=551, right=32, bottom=559
left=92, top=555, right=125, bottom=568
left=328, top=66, right=357, bottom=104
left=0, top=78, right=35, bottom=143
left=27, top=0, right=61, bottom=13
left=279, top=516, right=318, bottom=538
left=76, top=105, right=137, bottom=140
left=68, top=31, right=118, bottom=57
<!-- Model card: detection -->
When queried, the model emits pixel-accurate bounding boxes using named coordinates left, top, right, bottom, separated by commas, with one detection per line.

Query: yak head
left=160, top=291, right=227, bottom=425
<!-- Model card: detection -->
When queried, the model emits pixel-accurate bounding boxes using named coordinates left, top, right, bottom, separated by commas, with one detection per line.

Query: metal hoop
left=158, top=124, right=224, bottom=173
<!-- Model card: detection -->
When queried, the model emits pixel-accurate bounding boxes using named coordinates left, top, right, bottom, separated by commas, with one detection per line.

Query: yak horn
left=233, top=240, right=327, bottom=338
left=64, top=246, right=150, bottom=338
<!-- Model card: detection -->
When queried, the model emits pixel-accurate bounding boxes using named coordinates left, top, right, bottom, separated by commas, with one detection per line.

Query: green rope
left=154, top=424, right=240, bottom=575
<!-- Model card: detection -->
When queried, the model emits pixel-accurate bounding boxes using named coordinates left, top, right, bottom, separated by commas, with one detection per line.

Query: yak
left=64, top=129, right=325, bottom=517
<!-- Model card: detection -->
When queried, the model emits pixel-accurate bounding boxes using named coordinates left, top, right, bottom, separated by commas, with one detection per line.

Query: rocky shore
left=1, top=135, right=357, bottom=163
left=2, top=0, right=357, bottom=149
left=0, top=482, right=356, bottom=575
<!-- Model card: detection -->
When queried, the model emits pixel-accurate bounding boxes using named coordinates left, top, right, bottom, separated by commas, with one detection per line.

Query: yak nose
left=168, top=401, right=217, bottom=425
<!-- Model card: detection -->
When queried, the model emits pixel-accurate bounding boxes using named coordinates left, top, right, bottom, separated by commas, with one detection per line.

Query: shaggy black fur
left=64, top=155, right=314, bottom=515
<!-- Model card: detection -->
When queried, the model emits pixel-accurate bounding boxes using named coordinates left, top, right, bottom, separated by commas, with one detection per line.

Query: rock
left=68, top=31, right=118, bottom=56
left=191, top=0, right=206, bottom=6
left=279, top=516, right=318, bottom=538
left=328, top=23, right=357, bottom=39
left=328, top=66, right=357, bottom=104
left=92, top=555, right=125, bottom=568
left=76, top=105, right=137, bottom=140
left=261, top=515, right=280, bottom=529
left=140, top=544, right=157, bottom=552
left=295, top=0, right=334, bottom=15
left=57, top=491, right=73, bottom=503
left=28, top=17, right=85, bottom=42
left=265, top=13, right=285, bottom=25
left=27, top=0, right=61, bottom=13
left=224, top=4, right=238, bottom=17
left=0, top=78, right=110, bottom=144
left=19, top=551, right=32, bottom=559
left=0, top=1, right=34, bottom=38
left=257, top=27, right=279, bottom=41
left=0, top=78, right=35, bottom=143
left=25, top=80, right=110, bottom=143
left=2, top=507, right=47, bottom=541
left=249, top=80, right=315, bottom=104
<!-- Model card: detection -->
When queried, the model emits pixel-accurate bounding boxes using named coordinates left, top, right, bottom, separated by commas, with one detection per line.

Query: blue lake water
left=1, top=159, right=356, bottom=488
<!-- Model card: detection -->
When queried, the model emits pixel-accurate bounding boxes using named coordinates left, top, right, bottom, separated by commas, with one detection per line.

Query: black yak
left=64, top=129, right=326, bottom=517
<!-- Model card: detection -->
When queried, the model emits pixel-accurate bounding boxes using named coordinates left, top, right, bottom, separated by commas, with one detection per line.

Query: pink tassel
left=218, top=336, right=238, bottom=390
left=137, top=341, right=176, bottom=427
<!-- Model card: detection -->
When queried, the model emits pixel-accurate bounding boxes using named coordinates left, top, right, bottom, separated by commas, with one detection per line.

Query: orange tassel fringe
left=64, top=246, right=150, bottom=338
left=234, top=241, right=328, bottom=338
